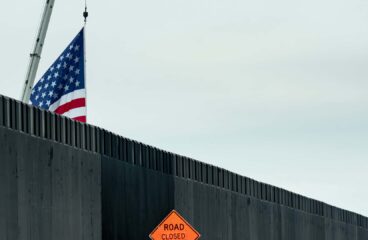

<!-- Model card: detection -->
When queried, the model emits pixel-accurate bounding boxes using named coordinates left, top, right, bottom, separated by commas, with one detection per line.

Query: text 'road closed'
left=149, top=210, right=200, bottom=240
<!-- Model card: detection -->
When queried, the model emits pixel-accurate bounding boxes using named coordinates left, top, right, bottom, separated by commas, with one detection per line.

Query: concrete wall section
left=0, top=127, right=101, bottom=240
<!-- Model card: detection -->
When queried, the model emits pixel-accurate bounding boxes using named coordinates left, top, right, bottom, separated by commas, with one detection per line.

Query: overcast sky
left=0, top=0, right=367, bottom=216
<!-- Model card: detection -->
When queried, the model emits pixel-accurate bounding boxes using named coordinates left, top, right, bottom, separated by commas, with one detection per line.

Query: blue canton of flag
left=30, top=28, right=86, bottom=122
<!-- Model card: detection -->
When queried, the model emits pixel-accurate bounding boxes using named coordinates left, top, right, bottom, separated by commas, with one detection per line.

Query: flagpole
left=83, top=1, right=88, bottom=122
left=21, top=0, right=56, bottom=103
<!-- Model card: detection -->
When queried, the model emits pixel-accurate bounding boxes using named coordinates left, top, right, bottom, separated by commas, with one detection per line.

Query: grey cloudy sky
left=1, top=0, right=367, bottom=216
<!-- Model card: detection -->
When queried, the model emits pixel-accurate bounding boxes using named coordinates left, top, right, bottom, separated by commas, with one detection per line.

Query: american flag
left=30, top=28, right=86, bottom=122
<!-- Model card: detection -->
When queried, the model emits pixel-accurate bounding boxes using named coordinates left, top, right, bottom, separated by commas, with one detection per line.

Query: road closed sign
left=149, top=210, right=200, bottom=240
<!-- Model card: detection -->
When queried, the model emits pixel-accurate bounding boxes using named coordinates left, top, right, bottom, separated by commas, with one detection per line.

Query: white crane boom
left=21, top=0, right=56, bottom=103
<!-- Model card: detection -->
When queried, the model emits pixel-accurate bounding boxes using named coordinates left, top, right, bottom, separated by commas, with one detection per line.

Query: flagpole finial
left=83, top=7, right=88, bottom=23
left=83, top=0, right=88, bottom=23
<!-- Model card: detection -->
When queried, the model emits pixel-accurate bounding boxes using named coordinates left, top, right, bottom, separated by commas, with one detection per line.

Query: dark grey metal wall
left=174, top=178, right=368, bottom=240
left=0, top=126, right=101, bottom=240
left=0, top=93, right=368, bottom=240
left=102, top=156, right=175, bottom=240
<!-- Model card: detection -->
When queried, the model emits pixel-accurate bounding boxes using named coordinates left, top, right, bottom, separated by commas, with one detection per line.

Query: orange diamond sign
left=149, top=210, right=200, bottom=240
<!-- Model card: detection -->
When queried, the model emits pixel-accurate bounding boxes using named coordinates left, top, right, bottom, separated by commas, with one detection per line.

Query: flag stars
left=30, top=32, right=84, bottom=112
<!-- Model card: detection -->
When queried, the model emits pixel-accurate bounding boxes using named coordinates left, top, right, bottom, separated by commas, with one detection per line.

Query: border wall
left=0, top=94, right=367, bottom=240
